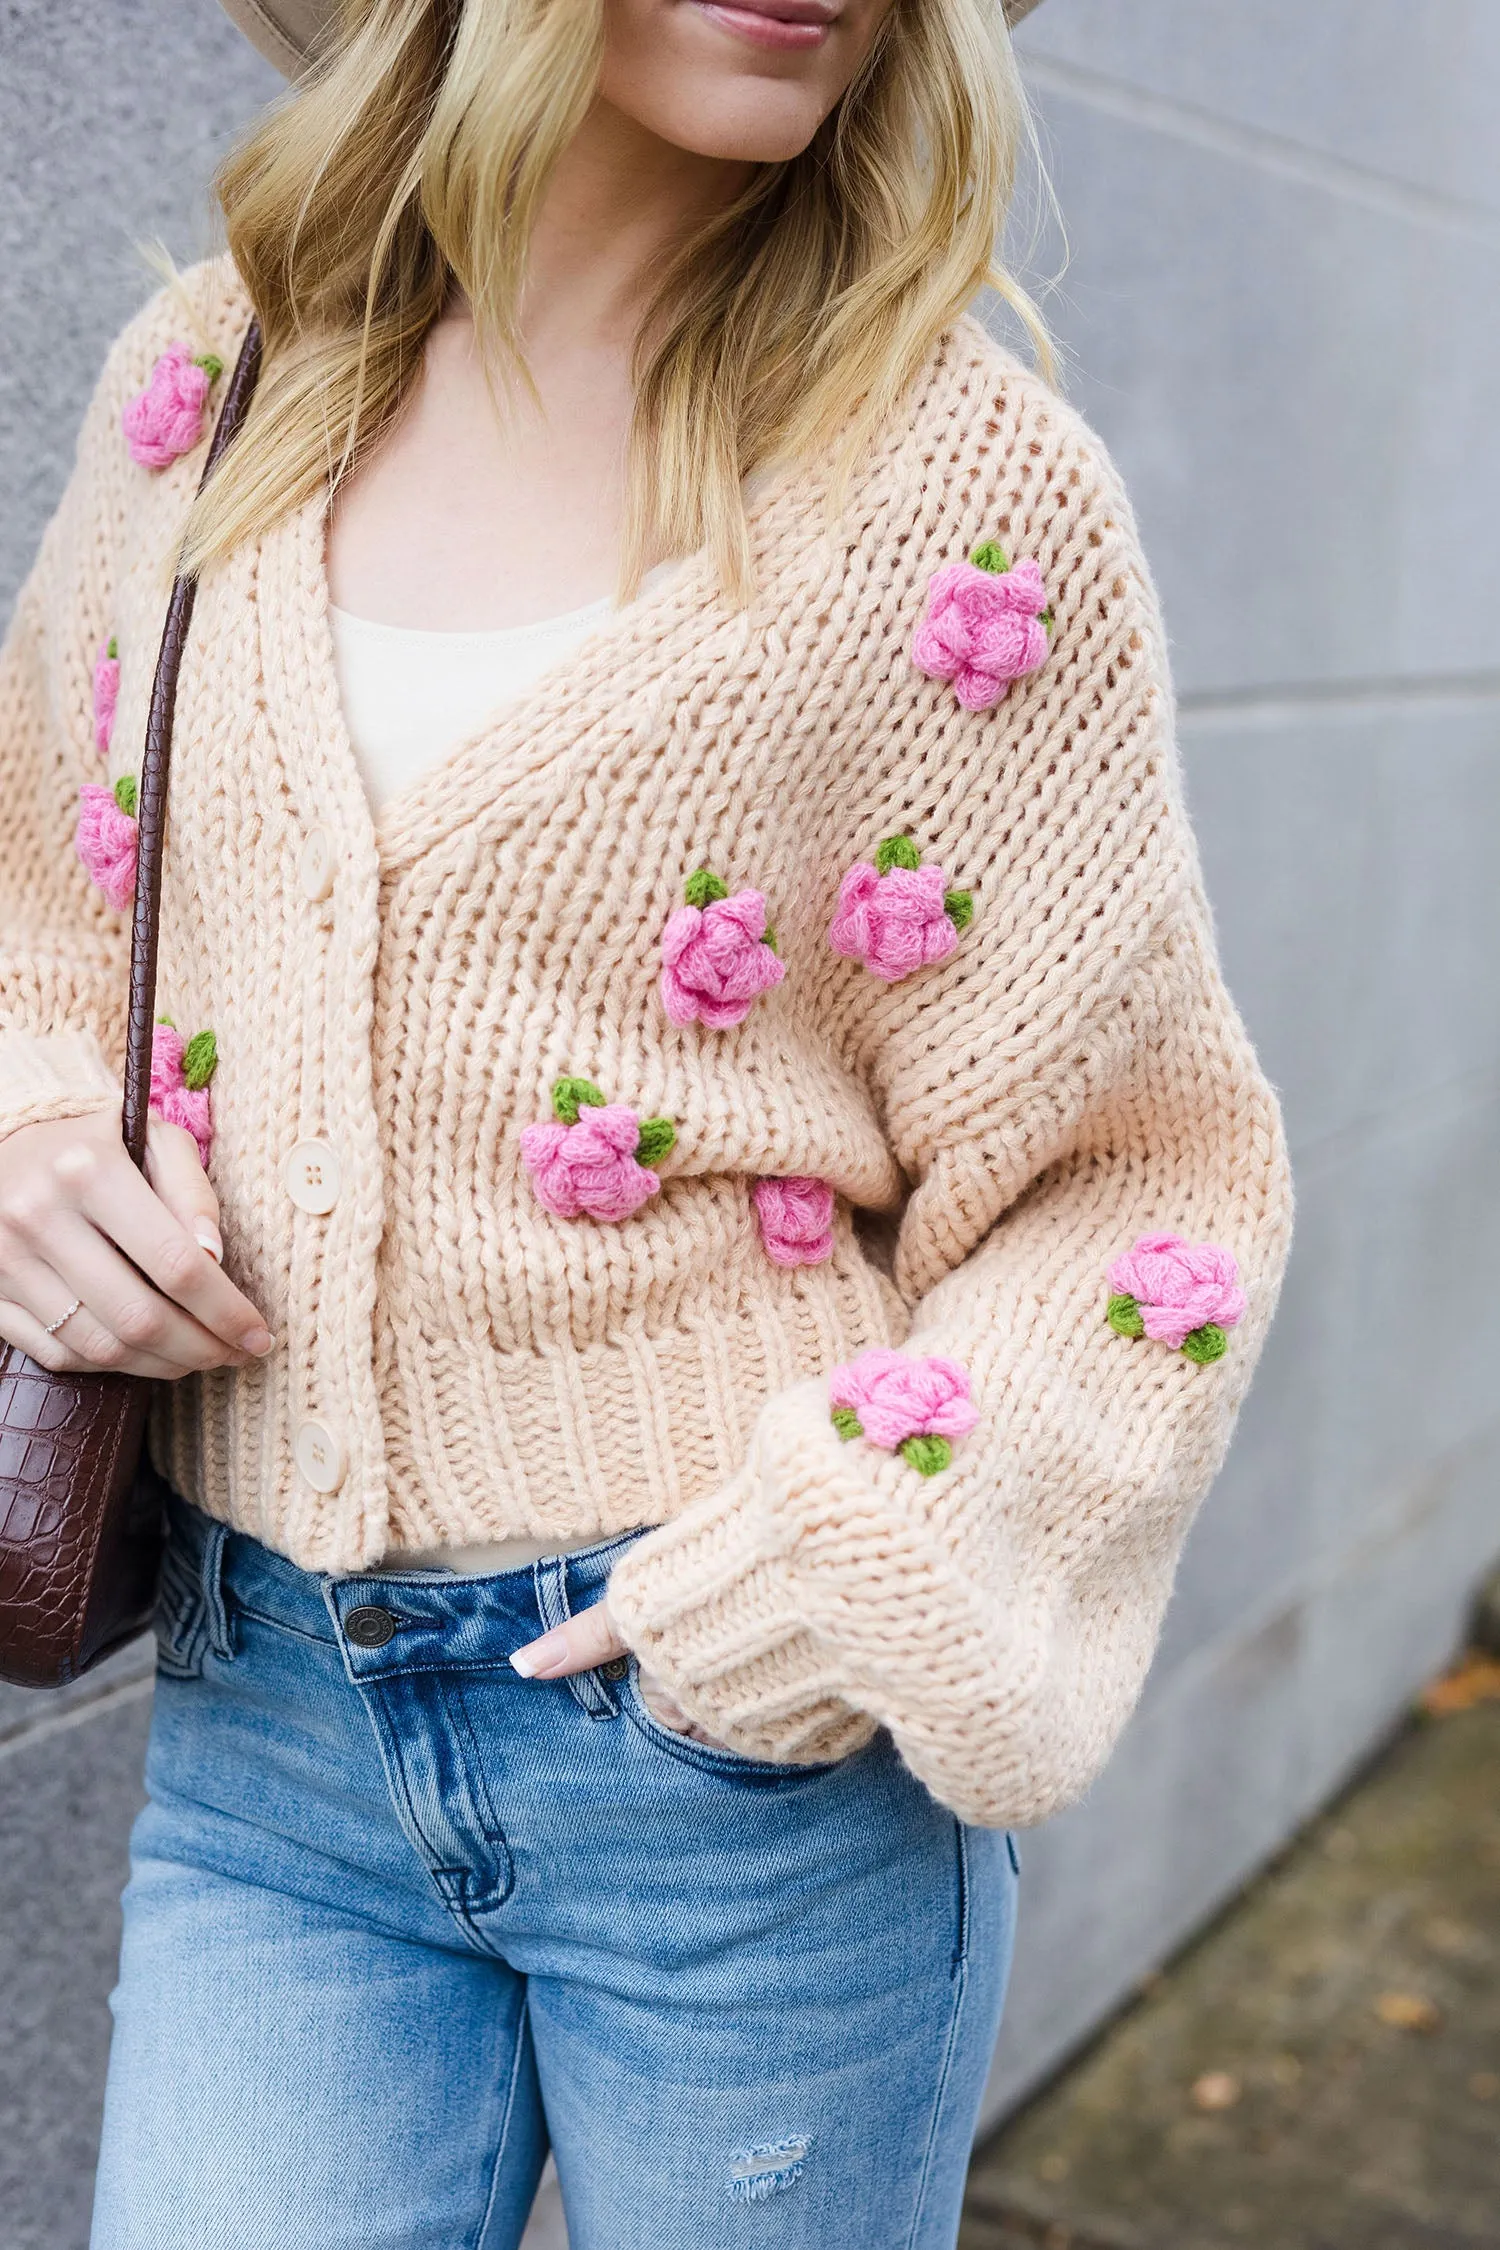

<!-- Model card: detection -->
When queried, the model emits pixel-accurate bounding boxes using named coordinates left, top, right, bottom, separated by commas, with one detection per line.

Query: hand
left=0, top=1110, right=274, bottom=1378
left=510, top=1599, right=733, bottom=1748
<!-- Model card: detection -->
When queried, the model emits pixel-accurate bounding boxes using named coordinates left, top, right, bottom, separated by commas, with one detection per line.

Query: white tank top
left=330, top=596, right=615, bottom=813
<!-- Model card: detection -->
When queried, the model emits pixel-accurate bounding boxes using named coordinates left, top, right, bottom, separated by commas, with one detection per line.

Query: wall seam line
left=1018, top=51, right=1500, bottom=244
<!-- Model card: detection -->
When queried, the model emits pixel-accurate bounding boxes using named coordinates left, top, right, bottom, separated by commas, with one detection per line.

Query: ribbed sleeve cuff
left=0, top=1029, right=119, bottom=1146
left=606, top=1415, right=878, bottom=1767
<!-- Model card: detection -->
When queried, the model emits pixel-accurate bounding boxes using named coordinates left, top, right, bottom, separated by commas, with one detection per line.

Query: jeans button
left=600, top=1656, right=629, bottom=1683
left=345, top=1604, right=398, bottom=1649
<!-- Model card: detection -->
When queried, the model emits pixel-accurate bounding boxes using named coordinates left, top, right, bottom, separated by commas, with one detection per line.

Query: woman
left=0, top=0, right=1291, bottom=2241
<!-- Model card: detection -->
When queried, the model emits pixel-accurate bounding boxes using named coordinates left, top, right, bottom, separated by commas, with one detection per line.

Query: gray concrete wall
left=1, top=0, right=1496, bottom=2236
left=1, top=9, right=281, bottom=2247
left=986, top=0, right=1500, bottom=2119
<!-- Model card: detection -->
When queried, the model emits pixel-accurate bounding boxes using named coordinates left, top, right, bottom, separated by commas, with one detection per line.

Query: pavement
left=962, top=1664, right=1500, bottom=2250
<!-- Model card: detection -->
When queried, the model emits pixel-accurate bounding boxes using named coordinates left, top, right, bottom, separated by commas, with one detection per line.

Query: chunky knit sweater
left=0, top=259, right=1291, bottom=1826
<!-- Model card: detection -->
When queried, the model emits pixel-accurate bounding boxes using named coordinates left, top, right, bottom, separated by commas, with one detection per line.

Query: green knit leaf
left=969, top=541, right=1009, bottom=574
left=106, top=637, right=118, bottom=660
left=762, top=926, right=777, bottom=954
left=1181, top=1323, right=1228, bottom=1365
left=683, top=868, right=729, bottom=908
left=943, top=889, right=974, bottom=932
left=181, top=1029, right=218, bottom=1091
left=830, top=1407, right=863, bottom=1442
left=874, top=835, right=921, bottom=876
left=900, top=1434, right=953, bottom=1477
left=195, top=353, right=224, bottom=383
left=113, top=773, right=138, bottom=818
left=1107, top=1293, right=1146, bottom=1339
left=156, top=1015, right=175, bottom=1030
left=1040, top=608, right=1055, bottom=636
left=553, top=1076, right=606, bottom=1124
left=634, top=1116, right=676, bottom=1167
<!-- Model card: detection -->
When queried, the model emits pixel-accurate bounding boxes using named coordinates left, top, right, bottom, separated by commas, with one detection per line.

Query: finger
left=637, top=1668, right=695, bottom=1732
left=0, top=1286, right=190, bottom=1382
left=145, top=1118, right=224, bottom=1263
left=637, top=1667, right=734, bottom=1749
left=510, top=1600, right=628, bottom=1680
left=41, top=1216, right=258, bottom=1377
left=58, top=1140, right=272, bottom=1354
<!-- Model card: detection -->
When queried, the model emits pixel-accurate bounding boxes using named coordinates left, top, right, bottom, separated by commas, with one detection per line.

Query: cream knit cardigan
left=0, top=261, right=1291, bottom=1826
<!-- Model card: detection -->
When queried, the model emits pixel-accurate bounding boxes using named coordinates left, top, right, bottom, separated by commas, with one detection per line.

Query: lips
left=690, top=0, right=840, bottom=51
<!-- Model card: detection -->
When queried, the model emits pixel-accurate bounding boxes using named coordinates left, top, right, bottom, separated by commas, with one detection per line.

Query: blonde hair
left=184, top=0, right=1049, bottom=597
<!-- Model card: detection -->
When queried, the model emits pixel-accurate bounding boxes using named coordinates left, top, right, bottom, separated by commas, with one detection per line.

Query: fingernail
left=194, top=1220, right=224, bottom=1264
left=245, top=1327, right=274, bottom=1357
left=510, top=1629, right=563, bottom=1679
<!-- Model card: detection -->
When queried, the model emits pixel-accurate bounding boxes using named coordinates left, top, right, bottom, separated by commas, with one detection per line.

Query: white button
left=283, top=1139, right=342, bottom=1215
left=299, top=826, right=335, bottom=903
left=295, top=1418, right=346, bottom=1494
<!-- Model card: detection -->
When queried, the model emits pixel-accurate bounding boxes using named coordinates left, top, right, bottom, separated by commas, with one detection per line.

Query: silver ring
left=42, top=1297, right=83, bottom=1338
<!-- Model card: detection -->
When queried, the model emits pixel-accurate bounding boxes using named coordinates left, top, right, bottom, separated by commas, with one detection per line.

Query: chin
left=601, top=0, right=891, bottom=167
left=638, top=81, right=837, bottom=163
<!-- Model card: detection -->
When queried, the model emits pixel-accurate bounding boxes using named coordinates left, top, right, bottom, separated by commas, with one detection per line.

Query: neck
left=513, top=100, right=753, bottom=352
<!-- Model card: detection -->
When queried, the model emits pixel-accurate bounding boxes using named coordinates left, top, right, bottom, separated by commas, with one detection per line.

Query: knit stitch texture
left=0, top=259, right=1292, bottom=1826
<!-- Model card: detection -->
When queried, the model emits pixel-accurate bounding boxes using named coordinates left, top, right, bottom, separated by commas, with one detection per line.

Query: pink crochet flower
left=828, top=836, right=973, bottom=983
left=75, top=777, right=138, bottom=912
left=150, top=1023, right=217, bottom=1166
left=1107, top=1233, right=1246, bottom=1355
left=93, top=638, right=120, bottom=755
left=122, top=343, right=221, bottom=470
left=912, top=543, right=1051, bottom=712
left=660, top=870, right=785, bottom=1029
left=753, top=1176, right=835, bottom=1267
left=521, top=1077, right=675, bottom=1223
left=828, top=1347, right=978, bottom=1475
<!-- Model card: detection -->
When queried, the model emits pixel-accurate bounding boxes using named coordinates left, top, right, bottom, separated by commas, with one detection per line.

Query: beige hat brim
left=219, top=0, right=1045, bottom=79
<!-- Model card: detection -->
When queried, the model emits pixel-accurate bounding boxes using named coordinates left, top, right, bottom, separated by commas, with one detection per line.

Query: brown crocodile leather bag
left=0, top=323, right=263, bottom=1690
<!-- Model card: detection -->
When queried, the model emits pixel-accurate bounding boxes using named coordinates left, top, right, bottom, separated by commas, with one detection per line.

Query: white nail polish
left=510, top=1649, right=539, bottom=1678
left=194, top=1220, right=224, bottom=1264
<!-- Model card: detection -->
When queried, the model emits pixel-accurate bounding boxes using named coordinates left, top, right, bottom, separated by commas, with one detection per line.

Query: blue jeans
left=90, top=1493, right=1019, bottom=2250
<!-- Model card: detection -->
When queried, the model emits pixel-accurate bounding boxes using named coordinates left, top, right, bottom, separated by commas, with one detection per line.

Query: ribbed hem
left=378, top=1260, right=900, bottom=1557
left=0, top=1029, right=119, bottom=1146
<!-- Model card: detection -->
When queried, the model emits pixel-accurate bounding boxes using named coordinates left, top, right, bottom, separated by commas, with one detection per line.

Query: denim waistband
left=163, top=1486, right=645, bottom=1692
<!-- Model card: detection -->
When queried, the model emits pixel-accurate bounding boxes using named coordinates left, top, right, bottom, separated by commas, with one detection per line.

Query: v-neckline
left=263, top=465, right=796, bottom=879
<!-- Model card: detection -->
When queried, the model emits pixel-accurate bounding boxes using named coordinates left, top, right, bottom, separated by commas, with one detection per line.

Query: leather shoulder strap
left=121, top=321, right=264, bottom=1167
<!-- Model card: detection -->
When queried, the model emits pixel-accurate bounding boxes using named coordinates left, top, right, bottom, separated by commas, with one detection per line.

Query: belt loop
left=200, top=1518, right=232, bottom=1659
left=532, top=1554, right=618, bottom=1719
